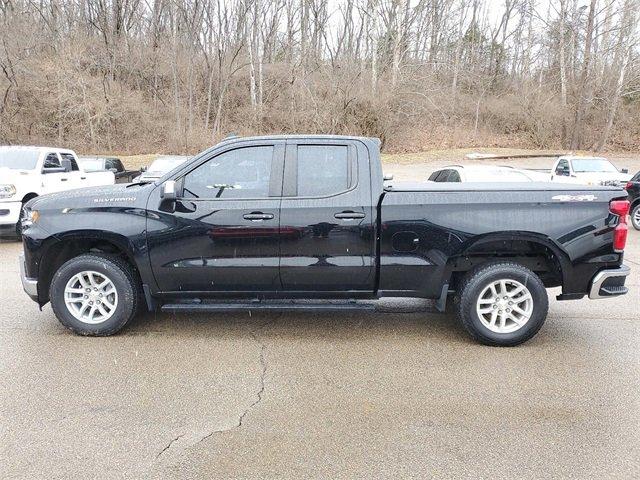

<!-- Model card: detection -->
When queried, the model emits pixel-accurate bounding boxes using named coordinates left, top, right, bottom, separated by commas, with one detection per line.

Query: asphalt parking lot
left=1, top=230, right=639, bottom=479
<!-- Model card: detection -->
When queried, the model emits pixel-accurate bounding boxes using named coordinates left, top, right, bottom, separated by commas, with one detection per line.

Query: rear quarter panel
left=379, top=184, right=627, bottom=297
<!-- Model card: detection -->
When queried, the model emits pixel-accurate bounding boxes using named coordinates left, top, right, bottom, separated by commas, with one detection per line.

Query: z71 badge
left=551, top=194, right=597, bottom=202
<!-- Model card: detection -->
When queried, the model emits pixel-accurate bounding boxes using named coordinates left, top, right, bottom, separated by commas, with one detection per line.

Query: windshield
left=78, top=158, right=104, bottom=172
left=571, top=158, right=618, bottom=173
left=145, top=157, right=188, bottom=176
left=0, top=149, right=40, bottom=170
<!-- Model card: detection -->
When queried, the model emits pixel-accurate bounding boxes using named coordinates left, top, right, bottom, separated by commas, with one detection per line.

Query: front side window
left=297, top=145, right=351, bottom=196
left=434, top=170, right=450, bottom=182
left=43, top=153, right=61, bottom=169
left=555, top=159, right=570, bottom=175
left=183, top=146, right=273, bottom=199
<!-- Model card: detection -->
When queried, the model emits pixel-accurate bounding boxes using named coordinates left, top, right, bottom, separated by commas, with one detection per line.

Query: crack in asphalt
left=155, top=433, right=186, bottom=460
left=154, top=318, right=272, bottom=464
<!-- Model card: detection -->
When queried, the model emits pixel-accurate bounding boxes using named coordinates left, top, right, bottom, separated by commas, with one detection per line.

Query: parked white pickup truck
left=0, top=146, right=115, bottom=235
left=550, top=155, right=631, bottom=187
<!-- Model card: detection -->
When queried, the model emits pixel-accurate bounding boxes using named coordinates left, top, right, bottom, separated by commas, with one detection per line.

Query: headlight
left=21, top=209, right=39, bottom=228
left=0, top=184, right=16, bottom=198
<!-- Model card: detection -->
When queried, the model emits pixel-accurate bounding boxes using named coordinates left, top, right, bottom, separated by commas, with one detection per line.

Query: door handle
left=60, top=178, right=68, bottom=182
left=334, top=211, right=365, bottom=220
left=81, top=176, right=87, bottom=180
left=243, top=212, right=274, bottom=221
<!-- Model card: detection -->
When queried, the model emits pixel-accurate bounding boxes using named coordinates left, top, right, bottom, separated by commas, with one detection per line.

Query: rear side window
left=297, top=145, right=351, bottom=196
left=448, top=170, right=461, bottom=182
left=183, top=146, right=273, bottom=199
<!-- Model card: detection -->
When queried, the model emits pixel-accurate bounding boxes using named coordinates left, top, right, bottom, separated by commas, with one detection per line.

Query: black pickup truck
left=19, top=135, right=631, bottom=346
left=78, top=156, right=141, bottom=184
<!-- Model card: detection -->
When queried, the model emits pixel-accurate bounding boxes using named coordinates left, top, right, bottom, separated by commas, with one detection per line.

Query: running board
left=161, top=301, right=376, bottom=313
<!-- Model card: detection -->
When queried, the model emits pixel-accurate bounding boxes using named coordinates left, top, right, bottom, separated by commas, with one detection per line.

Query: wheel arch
left=37, top=231, right=144, bottom=305
left=21, top=192, right=39, bottom=204
left=445, top=231, right=570, bottom=292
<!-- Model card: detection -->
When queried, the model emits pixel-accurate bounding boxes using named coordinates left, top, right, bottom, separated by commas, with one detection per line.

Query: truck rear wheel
left=50, top=254, right=139, bottom=336
left=455, top=262, right=548, bottom=346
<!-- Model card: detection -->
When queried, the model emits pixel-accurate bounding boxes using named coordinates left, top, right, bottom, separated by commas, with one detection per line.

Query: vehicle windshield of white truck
left=0, top=149, right=40, bottom=170
left=572, top=158, right=618, bottom=173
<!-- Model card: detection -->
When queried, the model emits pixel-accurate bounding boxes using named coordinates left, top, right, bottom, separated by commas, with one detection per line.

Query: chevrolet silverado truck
left=1, top=146, right=115, bottom=235
left=19, top=135, right=631, bottom=346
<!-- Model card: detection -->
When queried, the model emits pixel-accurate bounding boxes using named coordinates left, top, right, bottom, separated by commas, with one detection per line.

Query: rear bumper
left=19, top=253, right=38, bottom=302
left=588, top=265, right=630, bottom=299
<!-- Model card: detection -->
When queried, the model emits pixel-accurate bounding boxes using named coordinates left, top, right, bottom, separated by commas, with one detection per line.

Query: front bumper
left=19, top=253, right=38, bottom=302
left=0, top=201, right=22, bottom=226
left=588, top=265, right=631, bottom=299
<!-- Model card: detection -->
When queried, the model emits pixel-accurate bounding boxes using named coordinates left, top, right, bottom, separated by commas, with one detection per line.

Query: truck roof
left=0, top=145, right=76, bottom=155
left=215, top=134, right=381, bottom=146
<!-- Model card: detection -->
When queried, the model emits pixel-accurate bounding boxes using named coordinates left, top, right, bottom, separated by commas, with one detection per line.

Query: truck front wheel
left=456, top=262, right=548, bottom=347
left=50, top=254, right=139, bottom=336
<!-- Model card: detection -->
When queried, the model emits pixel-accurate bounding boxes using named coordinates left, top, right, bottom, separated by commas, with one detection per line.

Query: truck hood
left=28, top=183, right=153, bottom=210
left=0, top=167, right=38, bottom=195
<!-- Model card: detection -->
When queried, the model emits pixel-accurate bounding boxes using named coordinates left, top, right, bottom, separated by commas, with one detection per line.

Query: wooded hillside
left=1, top=0, right=638, bottom=154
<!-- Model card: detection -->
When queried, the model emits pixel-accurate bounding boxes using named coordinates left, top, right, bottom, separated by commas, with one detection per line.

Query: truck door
left=41, top=152, right=73, bottom=193
left=59, top=153, right=84, bottom=188
left=147, top=141, right=285, bottom=293
left=278, top=140, right=376, bottom=293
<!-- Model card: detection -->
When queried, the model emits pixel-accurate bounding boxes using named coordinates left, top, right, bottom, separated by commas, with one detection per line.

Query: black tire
left=15, top=204, right=26, bottom=236
left=631, top=204, right=640, bottom=231
left=455, top=262, right=548, bottom=347
left=49, top=254, right=140, bottom=336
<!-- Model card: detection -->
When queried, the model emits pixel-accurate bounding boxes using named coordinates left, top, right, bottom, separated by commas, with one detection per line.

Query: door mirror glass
left=161, top=180, right=177, bottom=200
left=60, top=159, right=73, bottom=172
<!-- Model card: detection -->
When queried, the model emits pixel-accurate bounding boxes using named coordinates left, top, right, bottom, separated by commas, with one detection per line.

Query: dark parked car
left=626, top=172, right=640, bottom=230
left=19, top=135, right=631, bottom=346
left=78, top=156, right=140, bottom=183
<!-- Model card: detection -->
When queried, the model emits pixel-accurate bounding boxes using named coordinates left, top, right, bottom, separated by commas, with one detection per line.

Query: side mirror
left=383, top=173, right=394, bottom=181
left=161, top=180, right=177, bottom=200
left=141, top=166, right=148, bottom=172
left=622, top=168, right=629, bottom=174
left=61, top=159, right=73, bottom=172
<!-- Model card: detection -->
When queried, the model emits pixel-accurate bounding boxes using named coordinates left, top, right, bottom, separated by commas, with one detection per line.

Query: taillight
left=625, top=182, right=633, bottom=190
left=610, top=200, right=630, bottom=216
left=610, top=199, right=630, bottom=252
